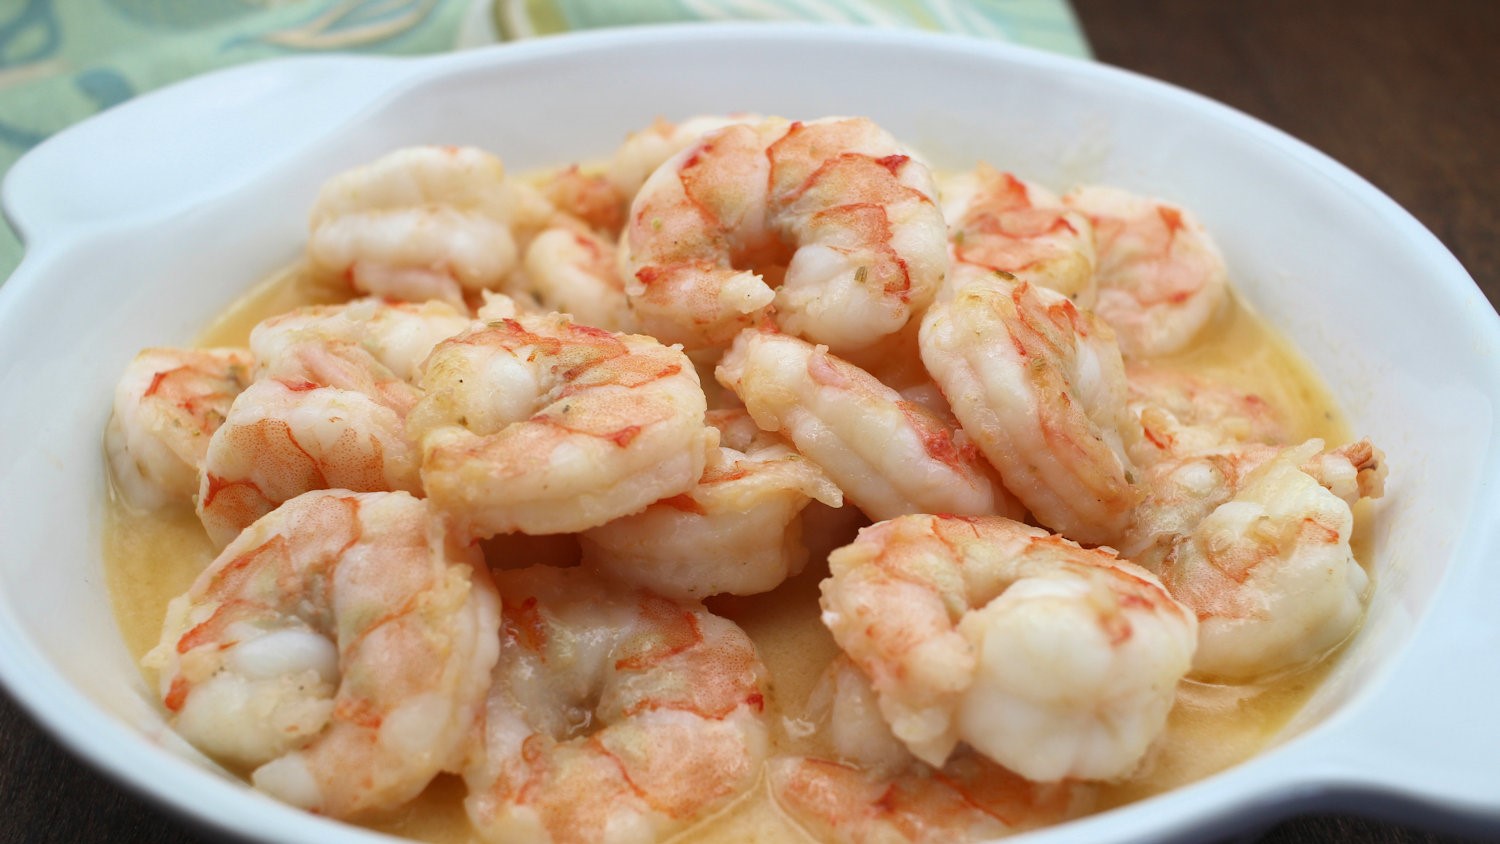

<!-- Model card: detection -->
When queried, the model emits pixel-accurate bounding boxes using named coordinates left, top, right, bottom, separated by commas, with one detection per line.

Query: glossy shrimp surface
left=919, top=265, right=1140, bottom=545
left=770, top=658, right=1093, bottom=844
left=409, top=312, right=715, bottom=536
left=106, top=347, right=254, bottom=510
left=821, top=514, right=1196, bottom=782
left=581, top=408, right=843, bottom=600
left=1125, top=363, right=1289, bottom=467
left=249, top=297, right=470, bottom=384
left=623, top=116, right=948, bottom=353
left=307, top=146, right=520, bottom=308
left=941, top=164, right=1096, bottom=306
left=464, top=566, right=771, bottom=844
left=145, top=490, right=500, bottom=818
left=521, top=226, right=634, bottom=331
left=1121, top=437, right=1386, bottom=575
left=606, top=113, right=762, bottom=202
left=717, top=328, right=1018, bottom=523
left=1062, top=185, right=1229, bottom=358
left=1156, top=442, right=1373, bottom=683
left=197, top=335, right=425, bottom=547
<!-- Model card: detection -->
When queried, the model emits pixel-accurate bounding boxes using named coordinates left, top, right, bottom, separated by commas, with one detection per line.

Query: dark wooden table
left=3, top=2, right=1497, bottom=842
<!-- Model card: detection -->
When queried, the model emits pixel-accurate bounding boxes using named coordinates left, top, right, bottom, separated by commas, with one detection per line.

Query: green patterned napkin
left=0, top=0, right=1086, bottom=280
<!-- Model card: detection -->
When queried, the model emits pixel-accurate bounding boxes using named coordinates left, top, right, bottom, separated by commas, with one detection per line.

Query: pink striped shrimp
left=1062, top=185, right=1229, bottom=358
left=623, top=116, right=948, bottom=354
left=146, top=489, right=500, bottom=819
left=940, top=164, right=1096, bottom=306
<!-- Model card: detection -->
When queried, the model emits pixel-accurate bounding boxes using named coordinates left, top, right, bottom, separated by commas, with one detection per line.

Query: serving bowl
left=1, top=22, right=1497, bottom=844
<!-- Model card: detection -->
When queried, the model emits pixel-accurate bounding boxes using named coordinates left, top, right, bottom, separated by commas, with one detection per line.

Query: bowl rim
left=2, top=20, right=1499, bottom=844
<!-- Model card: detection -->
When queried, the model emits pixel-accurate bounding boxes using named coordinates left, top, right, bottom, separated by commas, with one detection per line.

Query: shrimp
left=606, top=113, right=762, bottom=201
left=623, top=116, right=948, bottom=353
left=249, top=297, right=470, bottom=385
left=145, top=489, right=501, bottom=818
left=521, top=226, right=635, bottom=331
left=1154, top=442, right=1372, bottom=683
left=771, top=755, right=1090, bottom=844
left=1125, top=363, right=1289, bottom=467
left=716, top=328, right=1020, bottom=523
left=821, top=514, right=1197, bottom=782
left=919, top=265, right=1140, bottom=545
left=105, top=347, right=254, bottom=510
left=580, top=408, right=844, bottom=600
left=408, top=312, right=716, bottom=537
left=769, top=658, right=1093, bottom=844
left=1062, top=185, right=1229, bottom=358
left=940, top=164, right=1096, bottom=307
left=196, top=369, right=422, bottom=548
left=307, top=146, right=520, bottom=309
left=1120, top=437, right=1386, bottom=575
left=463, top=565, right=770, bottom=844
left=532, top=164, right=626, bottom=235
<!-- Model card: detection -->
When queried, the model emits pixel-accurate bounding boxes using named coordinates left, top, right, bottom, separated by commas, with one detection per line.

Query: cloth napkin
left=0, top=0, right=1088, bottom=281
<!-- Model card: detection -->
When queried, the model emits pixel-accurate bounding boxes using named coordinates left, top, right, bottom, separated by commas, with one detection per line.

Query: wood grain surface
left=3, top=1, right=1497, bottom=842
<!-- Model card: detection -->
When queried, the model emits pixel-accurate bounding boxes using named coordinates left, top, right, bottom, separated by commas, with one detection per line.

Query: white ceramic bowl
left=1, top=23, right=1497, bottom=844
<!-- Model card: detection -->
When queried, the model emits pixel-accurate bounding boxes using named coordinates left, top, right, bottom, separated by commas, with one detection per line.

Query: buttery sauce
left=103, top=264, right=1369, bottom=843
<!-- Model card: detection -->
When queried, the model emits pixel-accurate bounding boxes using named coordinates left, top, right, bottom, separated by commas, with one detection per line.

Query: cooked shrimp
left=624, top=116, right=948, bottom=353
left=409, top=312, right=715, bottom=537
left=105, top=347, right=253, bottom=510
left=145, top=489, right=501, bottom=818
left=771, top=754, right=1090, bottom=844
left=1120, top=437, right=1384, bottom=575
left=196, top=346, right=422, bottom=547
left=464, top=565, right=770, bottom=844
left=919, top=266, right=1139, bottom=545
left=770, top=658, right=1093, bottom=844
left=307, top=146, right=519, bottom=308
left=249, top=297, right=470, bottom=385
left=821, top=514, right=1196, bottom=782
left=941, top=164, right=1096, bottom=306
left=1155, top=442, right=1371, bottom=682
left=532, top=163, right=626, bottom=235
left=606, top=113, right=761, bottom=200
left=716, top=328, right=1019, bottom=523
left=580, top=408, right=843, bottom=600
left=1062, top=185, right=1229, bottom=358
left=521, top=226, right=634, bottom=331
left=1126, top=363, right=1289, bottom=467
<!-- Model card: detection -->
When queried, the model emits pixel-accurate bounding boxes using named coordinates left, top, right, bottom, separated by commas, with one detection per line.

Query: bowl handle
left=1281, top=520, right=1500, bottom=833
left=0, top=55, right=421, bottom=246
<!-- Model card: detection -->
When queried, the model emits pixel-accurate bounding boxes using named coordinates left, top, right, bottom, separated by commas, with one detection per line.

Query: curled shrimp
left=1154, top=441, right=1375, bottom=682
left=1126, top=363, right=1289, bottom=467
left=624, top=116, right=948, bottom=353
left=250, top=297, right=470, bottom=385
left=145, top=489, right=501, bottom=818
left=463, top=565, right=770, bottom=844
left=1062, top=186, right=1229, bottom=358
left=307, top=146, right=520, bottom=308
left=409, top=312, right=716, bottom=537
left=580, top=408, right=844, bottom=601
left=1120, top=437, right=1386, bottom=574
left=197, top=317, right=431, bottom=547
left=941, top=164, right=1096, bottom=306
left=821, top=514, right=1196, bottom=782
left=606, top=113, right=762, bottom=201
left=717, top=327, right=1019, bottom=523
left=770, top=658, right=1094, bottom=844
left=919, top=265, right=1140, bottom=545
left=531, top=164, right=627, bottom=235
left=105, top=347, right=254, bottom=510
left=520, top=226, right=635, bottom=331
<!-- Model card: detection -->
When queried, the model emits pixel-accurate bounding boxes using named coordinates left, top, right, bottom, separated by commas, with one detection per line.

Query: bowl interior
left=0, top=25, right=1494, bottom=843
